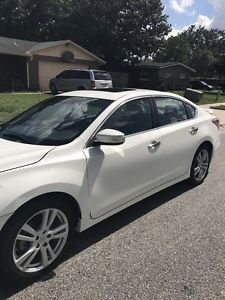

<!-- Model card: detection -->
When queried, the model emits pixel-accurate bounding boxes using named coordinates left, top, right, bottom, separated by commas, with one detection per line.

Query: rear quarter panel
left=195, top=108, right=220, bottom=159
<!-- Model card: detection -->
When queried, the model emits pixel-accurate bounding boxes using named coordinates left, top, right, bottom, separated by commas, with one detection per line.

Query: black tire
left=50, top=83, right=58, bottom=95
left=189, top=145, right=211, bottom=186
left=0, top=198, right=75, bottom=283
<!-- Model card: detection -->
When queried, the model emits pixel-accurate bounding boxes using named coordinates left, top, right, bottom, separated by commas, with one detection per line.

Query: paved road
left=1, top=133, right=225, bottom=300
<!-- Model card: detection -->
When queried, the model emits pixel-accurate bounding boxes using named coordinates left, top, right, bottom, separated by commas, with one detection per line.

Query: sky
left=161, top=0, right=225, bottom=36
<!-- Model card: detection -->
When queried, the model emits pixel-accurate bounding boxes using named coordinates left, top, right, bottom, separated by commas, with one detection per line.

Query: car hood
left=0, top=138, right=55, bottom=173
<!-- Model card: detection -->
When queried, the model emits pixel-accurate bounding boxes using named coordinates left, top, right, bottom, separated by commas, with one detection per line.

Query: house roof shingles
left=140, top=61, right=196, bottom=72
left=0, top=36, right=105, bottom=64
left=0, top=36, right=36, bottom=56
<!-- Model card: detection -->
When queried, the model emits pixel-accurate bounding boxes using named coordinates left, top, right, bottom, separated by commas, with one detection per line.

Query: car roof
left=90, top=69, right=109, bottom=72
left=62, top=69, right=90, bottom=72
left=58, top=88, right=190, bottom=102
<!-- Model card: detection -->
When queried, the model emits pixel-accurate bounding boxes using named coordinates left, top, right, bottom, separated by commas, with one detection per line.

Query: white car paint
left=0, top=89, right=220, bottom=234
left=85, top=128, right=163, bottom=219
left=0, top=138, right=54, bottom=173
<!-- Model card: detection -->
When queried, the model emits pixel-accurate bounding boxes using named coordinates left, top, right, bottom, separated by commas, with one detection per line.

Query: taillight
left=212, top=118, right=220, bottom=130
left=91, top=80, right=96, bottom=88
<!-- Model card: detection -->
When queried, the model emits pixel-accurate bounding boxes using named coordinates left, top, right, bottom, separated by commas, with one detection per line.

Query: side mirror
left=56, top=75, right=61, bottom=79
left=94, top=129, right=125, bottom=146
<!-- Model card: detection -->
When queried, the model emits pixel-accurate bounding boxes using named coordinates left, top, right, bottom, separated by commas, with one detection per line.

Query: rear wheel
left=189, top=146, right=211, bottom=185
left=0, top=199, right=75, bottom=283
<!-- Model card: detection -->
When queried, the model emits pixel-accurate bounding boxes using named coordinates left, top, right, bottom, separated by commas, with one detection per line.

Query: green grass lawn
left=210, top=105, right=225, bottom=110
left=0, top=90, right=225, bottom=123
left=0, top=93, right=50, bottom=122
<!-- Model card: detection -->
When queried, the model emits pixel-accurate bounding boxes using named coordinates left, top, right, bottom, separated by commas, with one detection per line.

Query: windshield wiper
left=1, top=132, right=31, bottom=144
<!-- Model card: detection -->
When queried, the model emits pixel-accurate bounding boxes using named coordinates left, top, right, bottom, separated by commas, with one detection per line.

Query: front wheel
left=189, top=146, right=211, bottom=185
left=50, top=83, right=58, bottom=95
left=0, top=199, right=74, bottom=282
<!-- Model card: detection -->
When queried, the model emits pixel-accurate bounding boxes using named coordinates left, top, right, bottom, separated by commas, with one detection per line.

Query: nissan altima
left=0, top=89, right=220, bottom=282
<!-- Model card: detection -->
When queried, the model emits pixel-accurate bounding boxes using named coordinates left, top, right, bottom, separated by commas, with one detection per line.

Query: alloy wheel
left=193, top=149, right=209, bottom=182
left=13, top=208, right=69, bottom=273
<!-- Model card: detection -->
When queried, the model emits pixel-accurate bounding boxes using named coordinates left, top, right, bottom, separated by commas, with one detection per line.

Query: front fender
left=0, top=157, right=89, bottom=219
left=1, top=183, right=86, bottom=217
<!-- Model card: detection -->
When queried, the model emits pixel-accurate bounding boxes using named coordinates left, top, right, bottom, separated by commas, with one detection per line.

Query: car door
left=67, top=70, right=79, bottom=90
left=78, top=70, right=91, bottom=89
left=84, top=98, right=163, bottom=219
left=153, top=97, right=200, bottom=184
left=67, top=70, right=90, bottom=90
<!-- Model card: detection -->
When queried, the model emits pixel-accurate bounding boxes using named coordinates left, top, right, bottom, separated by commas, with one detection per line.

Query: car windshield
left=93, top=71, right=111, bottom=80
left=0, top=96, right=112, bottom=146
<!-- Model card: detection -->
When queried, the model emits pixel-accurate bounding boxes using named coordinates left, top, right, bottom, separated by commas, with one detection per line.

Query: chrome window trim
left=85, top=95, right=199, bottom=148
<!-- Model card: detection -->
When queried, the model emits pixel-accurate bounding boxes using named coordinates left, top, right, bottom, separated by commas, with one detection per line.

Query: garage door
left=38, top=61, right=88, bottom=90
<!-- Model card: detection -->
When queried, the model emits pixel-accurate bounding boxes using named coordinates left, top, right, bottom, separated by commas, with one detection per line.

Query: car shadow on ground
left=0, top=179, right=194, bottom=299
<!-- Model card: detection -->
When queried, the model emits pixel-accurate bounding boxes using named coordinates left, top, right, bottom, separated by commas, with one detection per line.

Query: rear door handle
left=189, top=127, right=198, bottom=135
left=148, top=140, right=161, bottom=149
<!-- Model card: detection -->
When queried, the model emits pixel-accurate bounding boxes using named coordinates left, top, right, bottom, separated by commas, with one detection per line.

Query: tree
left=190, top=49, right=215, bottom=76
left=63, top=0, right=171, bottom=67
left=0, top=0, right=171, bottom=67
left=0, top=0, right=72, bottom=41
left=181, top=26, right=225, bottom=76
left=181, top=25, right=225, bottom=55
left=156, top=35, right=191, bottom=65
left=156, top=25, right=225, bottom=77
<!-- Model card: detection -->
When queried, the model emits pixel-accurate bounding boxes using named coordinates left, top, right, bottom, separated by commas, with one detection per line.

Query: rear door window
left=70, top=71, right=79, bottom=79
left=66, top=70, right=90, bottom=79
left=154, top=98, right=188, bottom=126
left=78, top=71, right=90, bottom=79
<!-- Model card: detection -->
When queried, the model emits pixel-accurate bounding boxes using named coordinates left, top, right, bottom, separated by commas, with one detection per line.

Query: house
left=128, top=62, right=196, bottom=90
left=0, top=37, right=105, bottom=91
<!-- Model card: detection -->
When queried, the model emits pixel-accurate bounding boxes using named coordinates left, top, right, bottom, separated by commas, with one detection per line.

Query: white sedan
left=0, top=89, right=220, bottom=282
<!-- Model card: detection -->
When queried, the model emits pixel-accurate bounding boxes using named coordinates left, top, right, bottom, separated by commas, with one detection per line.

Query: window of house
left=179, top=73, right=186, bottom=79
left=139, top=70, right=150, bottom=81
left=163, top=73, right=171, bottom=79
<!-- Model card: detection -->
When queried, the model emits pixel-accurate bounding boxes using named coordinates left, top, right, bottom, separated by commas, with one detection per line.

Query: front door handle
left=189, top=127, right=198, bottom=135
left=148, top=140, right=161, bottom=149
